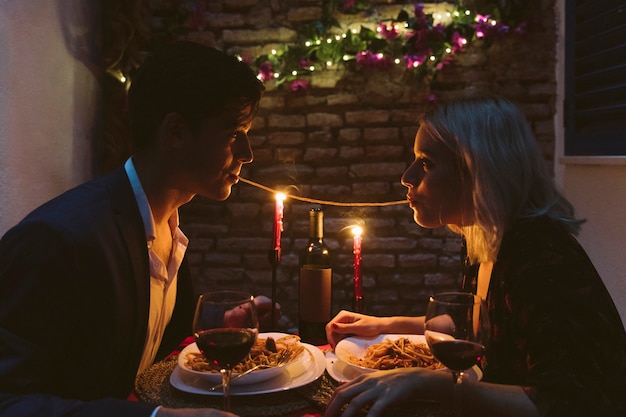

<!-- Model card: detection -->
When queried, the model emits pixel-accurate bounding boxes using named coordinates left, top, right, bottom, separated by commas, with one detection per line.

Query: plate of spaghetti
left=334, top=334, right=445, bottom=373
left=178, top=332, right=307, bottom=385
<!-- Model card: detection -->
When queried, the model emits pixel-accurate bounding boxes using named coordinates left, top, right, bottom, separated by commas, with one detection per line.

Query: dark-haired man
left=0, top=42, right=269, bottom=417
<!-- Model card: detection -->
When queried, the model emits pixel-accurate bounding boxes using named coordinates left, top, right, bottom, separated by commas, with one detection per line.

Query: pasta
left=346, top=337, right=444, bottom=370
left=184, top=334, right=305, bottom=374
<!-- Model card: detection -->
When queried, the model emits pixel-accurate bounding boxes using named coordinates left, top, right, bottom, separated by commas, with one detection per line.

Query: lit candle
left=272, top=192, right=287, bottom=260
left=352, top=225, right=363, bottom=312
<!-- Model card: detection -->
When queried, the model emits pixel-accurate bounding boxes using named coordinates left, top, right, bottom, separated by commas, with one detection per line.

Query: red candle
left=352, top=226, right=363, bottom=312
left=272, top=193, right=286, bottom=260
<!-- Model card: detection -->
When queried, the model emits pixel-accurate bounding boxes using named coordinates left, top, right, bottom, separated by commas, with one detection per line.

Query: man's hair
left=420, top=96, right=582, bottom=263
left=128, top=41, right=265, bottom=150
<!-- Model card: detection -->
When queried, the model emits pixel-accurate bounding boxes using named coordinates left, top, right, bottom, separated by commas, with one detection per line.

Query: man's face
left=177, top=108, right=254, bottom=201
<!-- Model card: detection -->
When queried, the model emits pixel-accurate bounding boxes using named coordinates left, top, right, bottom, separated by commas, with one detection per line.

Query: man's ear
left=161, top=112, right=186, bottom=149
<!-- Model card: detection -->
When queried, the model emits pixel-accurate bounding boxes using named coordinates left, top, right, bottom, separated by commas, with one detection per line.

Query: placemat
left=134, top=355, right=323, bottom=417
left=135, top=355, right=453, bottom=417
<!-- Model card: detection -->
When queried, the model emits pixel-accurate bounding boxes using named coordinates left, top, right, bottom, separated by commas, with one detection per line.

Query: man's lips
left=226, top=171, right=240, bottom=183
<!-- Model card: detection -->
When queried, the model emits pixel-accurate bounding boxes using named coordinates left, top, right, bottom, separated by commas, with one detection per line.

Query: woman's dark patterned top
left=463, top=216, right=626, bottom=417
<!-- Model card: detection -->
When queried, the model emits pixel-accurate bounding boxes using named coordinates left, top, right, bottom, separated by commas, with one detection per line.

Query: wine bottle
left=298, top=208, right=332, bottom=345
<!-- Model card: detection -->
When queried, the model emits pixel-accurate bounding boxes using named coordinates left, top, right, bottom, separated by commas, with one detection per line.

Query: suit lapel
left=108, top=167, right=151, bottom=355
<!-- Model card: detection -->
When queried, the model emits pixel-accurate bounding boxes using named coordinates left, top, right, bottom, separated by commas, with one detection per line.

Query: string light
left=245, top=3, right=523, bottom=90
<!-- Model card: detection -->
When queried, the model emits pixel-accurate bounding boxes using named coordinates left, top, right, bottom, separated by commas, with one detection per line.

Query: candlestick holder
left=353, top=296, right=365, bottom=313
left=267, top=248, right=280, bottom=330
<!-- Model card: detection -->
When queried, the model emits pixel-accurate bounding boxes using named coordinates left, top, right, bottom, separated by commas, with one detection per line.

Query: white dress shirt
left=124, top=158, right=189, bottom=378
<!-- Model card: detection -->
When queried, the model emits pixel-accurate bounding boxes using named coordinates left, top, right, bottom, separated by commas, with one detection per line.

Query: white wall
left=0, top=0, right=97, bottom=235
left=554, top=0, right=626, bottom=326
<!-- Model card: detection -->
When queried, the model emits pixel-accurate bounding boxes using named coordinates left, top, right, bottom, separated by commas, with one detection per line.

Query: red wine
left=194, top=328, right=256, bottom=369
left=430, top=340, right=485, bottom=371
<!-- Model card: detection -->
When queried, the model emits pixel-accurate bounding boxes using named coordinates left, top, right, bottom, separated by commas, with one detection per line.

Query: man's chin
left=203, top=186, right=232, bottom=202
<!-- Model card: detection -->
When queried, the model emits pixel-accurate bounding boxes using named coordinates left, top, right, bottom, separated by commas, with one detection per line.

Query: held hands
left=325, top=310, right=387, bottom=347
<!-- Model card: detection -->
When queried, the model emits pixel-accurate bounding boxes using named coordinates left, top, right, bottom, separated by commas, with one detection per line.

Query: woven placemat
left=134, top=355, right=324, bottom=417
left=135, top=355, right=452, bottom=417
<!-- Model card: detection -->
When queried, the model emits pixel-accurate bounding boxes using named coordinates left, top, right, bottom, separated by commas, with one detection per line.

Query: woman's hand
left=323, top=367, right=449, bottom=417
left=325, top=311, right=425, bottom=347
left=325, top=310, right=387, bottom=347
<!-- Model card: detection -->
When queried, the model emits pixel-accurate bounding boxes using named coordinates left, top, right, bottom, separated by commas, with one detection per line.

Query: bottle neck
left=309, top=209, right=324, bottom=239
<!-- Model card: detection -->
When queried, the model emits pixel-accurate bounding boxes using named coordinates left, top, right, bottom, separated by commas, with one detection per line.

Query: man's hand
left=254, top=295, right=281, bottom=330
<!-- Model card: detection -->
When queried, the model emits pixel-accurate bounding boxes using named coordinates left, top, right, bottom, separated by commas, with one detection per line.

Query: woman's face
left=401, top=127, right=472, bottom=228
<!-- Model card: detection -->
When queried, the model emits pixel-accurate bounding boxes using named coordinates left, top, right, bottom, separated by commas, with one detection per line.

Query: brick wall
left=151, top=0, right=557, bottom=331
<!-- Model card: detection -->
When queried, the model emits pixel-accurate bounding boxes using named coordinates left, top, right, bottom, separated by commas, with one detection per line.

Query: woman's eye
left=418, top=158, right=433, bottom=169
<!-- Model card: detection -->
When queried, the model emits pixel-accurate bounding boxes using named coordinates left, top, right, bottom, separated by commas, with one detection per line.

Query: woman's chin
left=414, top=214, right=441, bottom=229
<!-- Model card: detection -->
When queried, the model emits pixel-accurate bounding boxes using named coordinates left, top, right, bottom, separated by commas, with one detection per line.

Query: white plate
left=329, top=334, right=482, bottom=382
left=325, top=352, right=365, bottom=383
left=170, top=342, right=325, bottom=396
left=326, top=351, right=483, bottom=383
left=335, top=334, right=431, bottom=373
left=178, top=332, right=304, bottom=386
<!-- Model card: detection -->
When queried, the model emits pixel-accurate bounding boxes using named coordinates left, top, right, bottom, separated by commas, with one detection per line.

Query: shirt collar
left=124, top=157, right=157, bottom=242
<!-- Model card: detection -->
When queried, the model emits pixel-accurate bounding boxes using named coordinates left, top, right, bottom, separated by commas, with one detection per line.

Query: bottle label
left=299, top=267, right=332, bottom=322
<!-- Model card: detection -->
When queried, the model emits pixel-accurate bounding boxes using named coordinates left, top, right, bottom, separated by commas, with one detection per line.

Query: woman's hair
left=420, top=96, right=583, bottom=263
left=128, top=41, right=265, bottom=151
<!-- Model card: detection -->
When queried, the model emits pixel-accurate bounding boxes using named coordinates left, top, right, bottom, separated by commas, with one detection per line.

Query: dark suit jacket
left=0, top=166, right=195, bottom=416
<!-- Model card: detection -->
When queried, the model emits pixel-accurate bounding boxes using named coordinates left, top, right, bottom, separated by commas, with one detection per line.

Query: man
left=0, top=41, right=267, bottom=417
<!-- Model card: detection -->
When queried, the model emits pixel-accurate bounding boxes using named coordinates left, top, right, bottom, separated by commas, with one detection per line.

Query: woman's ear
left=161, top=112, right=186, bottom=149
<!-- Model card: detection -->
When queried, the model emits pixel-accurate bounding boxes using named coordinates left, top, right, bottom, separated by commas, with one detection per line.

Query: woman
left=324, top=96, right=626, bottom=417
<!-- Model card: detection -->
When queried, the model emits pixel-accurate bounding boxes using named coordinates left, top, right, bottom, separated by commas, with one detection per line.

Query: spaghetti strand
left=238, top=176, right=409, bottom=207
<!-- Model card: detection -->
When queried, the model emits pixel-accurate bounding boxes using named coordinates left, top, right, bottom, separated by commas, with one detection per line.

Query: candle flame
left=275, top=192, right=287, bottom=202
left=352, top=225, right=363, bottom=237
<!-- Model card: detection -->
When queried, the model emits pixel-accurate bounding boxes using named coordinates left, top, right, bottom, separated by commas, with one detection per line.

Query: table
left=133, top=338, right=453, bottom=417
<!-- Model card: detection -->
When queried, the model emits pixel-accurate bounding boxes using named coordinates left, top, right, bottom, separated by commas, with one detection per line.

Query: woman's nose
left=401, top=163, right=420, bottom=188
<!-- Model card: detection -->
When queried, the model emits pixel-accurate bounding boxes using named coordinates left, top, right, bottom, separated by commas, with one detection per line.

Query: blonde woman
left=325, top=97, right=626, bottom=417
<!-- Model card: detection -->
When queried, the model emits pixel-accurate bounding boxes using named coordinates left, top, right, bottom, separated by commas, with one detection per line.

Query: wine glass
left=192, top=290, right=259, bottom=411
left=424, top=292, right=490, bottom=417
